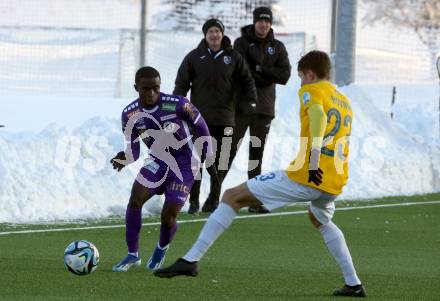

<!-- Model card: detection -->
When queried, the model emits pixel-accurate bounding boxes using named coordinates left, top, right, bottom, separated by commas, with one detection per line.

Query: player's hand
left=255, top=65, right=262, bottom=72
left=308, top=148, right=323, bottom=185
left=206, top=164, right=220, bottom=187
left=110, top=151, right=127, bottom=172
left=308, top=168, right=323, bottom=186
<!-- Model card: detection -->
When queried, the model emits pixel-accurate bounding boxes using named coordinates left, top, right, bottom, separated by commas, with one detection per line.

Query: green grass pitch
left=0, top=194, right=439, bottom=301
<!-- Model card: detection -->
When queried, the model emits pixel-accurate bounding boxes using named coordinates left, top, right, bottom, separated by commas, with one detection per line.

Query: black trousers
left=219, top=112, right=273, bottom=183
left=189, top=125, right=233, bottom=207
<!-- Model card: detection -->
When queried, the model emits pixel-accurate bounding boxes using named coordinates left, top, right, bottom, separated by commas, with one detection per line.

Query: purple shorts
left=135, top=158, right=194, bottom=206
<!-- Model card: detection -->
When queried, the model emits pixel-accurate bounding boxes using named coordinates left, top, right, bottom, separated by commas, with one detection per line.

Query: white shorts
left=246, top=170, right=338, bottom=225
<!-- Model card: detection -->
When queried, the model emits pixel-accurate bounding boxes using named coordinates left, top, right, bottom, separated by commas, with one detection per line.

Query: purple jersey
left=121, top=93, right=210, bottom=165
left=121, top=92, right=211, bottom=205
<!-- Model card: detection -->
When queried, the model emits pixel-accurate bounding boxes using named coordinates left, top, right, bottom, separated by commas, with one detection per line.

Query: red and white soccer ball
left=64, top=240, right=100, bottom=276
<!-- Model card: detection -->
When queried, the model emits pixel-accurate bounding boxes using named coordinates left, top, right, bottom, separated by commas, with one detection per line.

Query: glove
left=308, top=168, right=323, bottom=186
left=110, top=151, right=127, bottom=172
left=308, top=148, right=323, bottom=186
left=206, top=164, right=220, bottom=188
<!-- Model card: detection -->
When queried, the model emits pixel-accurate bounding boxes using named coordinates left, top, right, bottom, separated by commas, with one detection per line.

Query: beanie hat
left=253, top=7, right=273, bottom=24
left=202, top=18, right=225, bottom=35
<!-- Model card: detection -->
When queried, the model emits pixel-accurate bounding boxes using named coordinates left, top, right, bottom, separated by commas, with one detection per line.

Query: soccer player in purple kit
left=111, top=66, right=217, bottom=272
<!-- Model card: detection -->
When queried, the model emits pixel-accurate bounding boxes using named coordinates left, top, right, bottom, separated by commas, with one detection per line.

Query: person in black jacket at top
left=173, top=18, right=257, bottom=214
left=224, top=6, right=291, bottom=213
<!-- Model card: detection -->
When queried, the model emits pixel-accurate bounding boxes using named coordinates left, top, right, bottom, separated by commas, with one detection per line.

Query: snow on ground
left=0, top=81, right=439, bottom=223
left=0, top=0, right=439, bottom=223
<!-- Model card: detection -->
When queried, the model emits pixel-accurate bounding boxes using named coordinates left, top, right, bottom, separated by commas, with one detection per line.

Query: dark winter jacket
left=234, top=25, right=291, bottom=117
left=173, top=36, right=257, bottom=126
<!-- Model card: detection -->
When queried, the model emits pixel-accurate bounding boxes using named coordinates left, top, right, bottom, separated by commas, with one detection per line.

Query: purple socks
left=159, top=223, right=178, bottom=248
left=126, top=206, right=179, bottom=252
left=125, top=207, right=142, bottom=253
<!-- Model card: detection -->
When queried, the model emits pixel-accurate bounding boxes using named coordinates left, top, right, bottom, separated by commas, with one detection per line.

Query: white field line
left=0, top=200, right=439, bottom=236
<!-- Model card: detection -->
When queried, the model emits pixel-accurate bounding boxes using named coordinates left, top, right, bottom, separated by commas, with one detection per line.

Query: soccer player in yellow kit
left=154, top=51, right=366, bottom=297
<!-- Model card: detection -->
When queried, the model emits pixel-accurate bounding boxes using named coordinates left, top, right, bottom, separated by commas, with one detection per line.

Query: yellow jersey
left=286, top=81, right=353, bottom=195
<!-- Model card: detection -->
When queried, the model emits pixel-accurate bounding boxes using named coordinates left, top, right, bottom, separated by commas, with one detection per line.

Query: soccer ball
left=64, top=240, right=100, bottom=276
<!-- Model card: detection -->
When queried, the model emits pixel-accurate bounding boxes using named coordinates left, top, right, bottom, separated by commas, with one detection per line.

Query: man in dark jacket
left=174, top=18, right=257, bottom=214
left=226, top=6, right=291, bottom=213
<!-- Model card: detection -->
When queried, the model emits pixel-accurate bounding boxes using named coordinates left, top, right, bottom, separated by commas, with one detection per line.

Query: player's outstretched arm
left=194, top=117, right=220, bottom=187
left=178, top=99, right=219, bottom=186
left=178, top=99, right=213, bottom=157
left=194, top=115, right=220, bottom=186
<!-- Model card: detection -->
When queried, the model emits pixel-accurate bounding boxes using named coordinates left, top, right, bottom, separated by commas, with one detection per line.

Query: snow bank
left=0, top=83, right=439, bottom=223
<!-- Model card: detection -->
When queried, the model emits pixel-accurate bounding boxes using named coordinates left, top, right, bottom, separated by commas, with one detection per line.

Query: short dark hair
left=135, top=66, right=160, bottom=84
left=297, top=50, right=331, bottom=79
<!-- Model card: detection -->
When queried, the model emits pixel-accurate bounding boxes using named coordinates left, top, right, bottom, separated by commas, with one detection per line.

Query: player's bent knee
left=129, top=183, right=150, bottom=208
left=308, top=209, right=322, bottom=228
left=222, top=188, right=242, bottom=211
left=222, top=190, right=237, bottom=206
left=128, top=195, right=144, bottom=209
left=222, top=184, right=259, bottom=212
left=222, top=187, right=240, bottom=203
left=160, top=207, right=179, bottom=227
